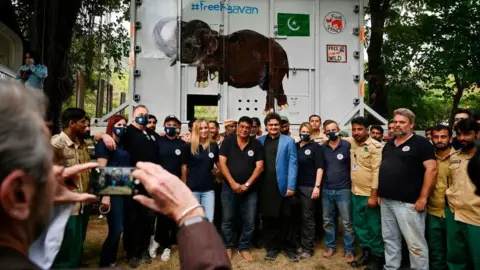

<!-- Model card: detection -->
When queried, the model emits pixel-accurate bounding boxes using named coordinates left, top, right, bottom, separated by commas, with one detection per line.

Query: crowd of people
left=1, top=77, right=480, bottom=270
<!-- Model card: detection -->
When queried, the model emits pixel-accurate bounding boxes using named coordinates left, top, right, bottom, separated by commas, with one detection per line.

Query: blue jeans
left=193, top=190, right=215, bottom=222
left=99, top=196, right=124, bottom=266
left=381, top=198, right=428, bottom=270
left=221, top=183, right=257, bottom=251
left=322, top=189, right=355, bottom=254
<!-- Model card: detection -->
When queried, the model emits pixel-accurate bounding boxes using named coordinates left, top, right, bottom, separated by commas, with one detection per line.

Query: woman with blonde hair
left=295, top=122, right=325, bottom=260
left=181, top=119, right=220, bottom=222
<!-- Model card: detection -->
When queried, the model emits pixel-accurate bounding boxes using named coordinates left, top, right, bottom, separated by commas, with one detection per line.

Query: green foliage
left=380, top=0, right=480, bottom=126
left=194, top=106, right=218, bottom=121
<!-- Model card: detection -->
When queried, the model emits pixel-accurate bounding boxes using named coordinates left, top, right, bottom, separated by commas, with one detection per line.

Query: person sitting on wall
left=15, top=50, right=48, bottom=90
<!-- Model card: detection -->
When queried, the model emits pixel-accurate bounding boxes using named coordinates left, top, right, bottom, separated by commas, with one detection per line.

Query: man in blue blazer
left=257, top=113, right=299, bottom=262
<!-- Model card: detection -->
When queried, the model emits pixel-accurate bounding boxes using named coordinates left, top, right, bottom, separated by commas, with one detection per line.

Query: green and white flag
left=277, top=13, right=310, bottom=37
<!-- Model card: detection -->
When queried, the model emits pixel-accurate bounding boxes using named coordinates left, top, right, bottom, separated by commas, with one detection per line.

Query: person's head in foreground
left=0, top=81, right=97, bottom=259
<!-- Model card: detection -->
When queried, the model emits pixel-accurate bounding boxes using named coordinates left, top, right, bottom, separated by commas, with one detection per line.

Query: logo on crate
left=324, top=12, right=345, bottom=34
left=191, top=1, right=259, bottom=15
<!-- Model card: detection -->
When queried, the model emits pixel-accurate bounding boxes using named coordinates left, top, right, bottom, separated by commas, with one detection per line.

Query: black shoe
left=284, top=251, right=299, bottom=262
left=142, top=253, right=152, bottom=264
left=264, top=250, right=279, bottom=261
left=351, top=249, right=371, bottom=267
left=365, top=256, right=384, bottom=270
left=128, top=257, right=140, bottom=269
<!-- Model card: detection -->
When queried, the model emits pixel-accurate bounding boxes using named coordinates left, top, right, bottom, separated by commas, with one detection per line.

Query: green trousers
left=52, top=215, right=83, bottom=269
left=426, top=214, right=447, bottom=270
left=446, top=207, right=480, bottom=270
left=352, top=194, right=384, bottom=257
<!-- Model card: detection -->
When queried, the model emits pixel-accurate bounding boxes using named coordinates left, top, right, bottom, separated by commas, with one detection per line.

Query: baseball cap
left=164, top=114, right=181, bottom=125
left=280, top=116, right=289, bottom=123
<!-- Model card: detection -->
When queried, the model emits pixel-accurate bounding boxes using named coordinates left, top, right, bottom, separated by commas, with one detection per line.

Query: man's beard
left=434, top=143, right=450, bottom=151
left=281, top=130, right=290, bottom=135
left=461, top=141, right=475, bottom=151
left=393, top=128, right=411, bottom=137
left=80, top=132, right=91, bottom=140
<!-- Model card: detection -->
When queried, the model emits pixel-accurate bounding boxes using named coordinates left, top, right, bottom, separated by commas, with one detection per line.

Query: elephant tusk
left=153, top=17, right=179, bottom=59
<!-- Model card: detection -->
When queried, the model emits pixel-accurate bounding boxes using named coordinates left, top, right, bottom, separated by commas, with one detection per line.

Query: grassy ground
left=83, top=217, right=353, bottom=269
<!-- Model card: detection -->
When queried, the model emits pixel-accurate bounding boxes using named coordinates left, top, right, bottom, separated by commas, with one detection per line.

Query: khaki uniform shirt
left=446, top=151, right=480, bottom=226
left=347, top=137, right=383, bottom=196
left=51, top=132, right=91, bottom=215
left=312, top=133, right=327, bottom=145
left=427, top=148, right=457, bottom=218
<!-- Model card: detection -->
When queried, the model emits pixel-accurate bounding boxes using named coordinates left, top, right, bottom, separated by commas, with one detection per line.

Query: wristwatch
left=179, top=215, right=209, bottom=229
left=245, top=182, right=250, bottom=187
left=315, top=184, right=321, bottom=188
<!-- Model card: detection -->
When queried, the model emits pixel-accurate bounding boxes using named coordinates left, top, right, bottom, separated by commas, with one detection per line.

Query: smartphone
left=89, top=167, right=141, bottom=196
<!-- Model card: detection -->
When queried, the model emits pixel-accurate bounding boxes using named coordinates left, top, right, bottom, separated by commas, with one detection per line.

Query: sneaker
left=264, top=250, right=278, bottom=261
left=148, top=237, right=159, bottom=258
left=160, top=248, right=171, bottom=262
left=296, top=247, right=304, bottom=255
left=283, top=251, right=299, bottom=262
left=128, top=257, right=140, bottom=269
left=299, top=252, right=312, bottom=260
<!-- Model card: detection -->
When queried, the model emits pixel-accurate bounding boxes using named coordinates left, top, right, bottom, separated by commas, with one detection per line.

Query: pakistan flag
left=277, top=13, right=310, bottom=37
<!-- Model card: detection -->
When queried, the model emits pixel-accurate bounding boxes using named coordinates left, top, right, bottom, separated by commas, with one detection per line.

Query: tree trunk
left=367, top=0, right=390, bottom=122
left=450, top=74, right=465, bottom=128
left=33, top=0, right=83, bottom=134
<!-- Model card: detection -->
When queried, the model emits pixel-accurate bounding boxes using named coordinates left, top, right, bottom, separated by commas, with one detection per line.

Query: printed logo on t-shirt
left=337, top=153, right=344, bottom=160
left=305, top=149, right=311, bottom=155
left=175, top=149, right=181, bottom=156
left=248, top=150, right=254, bottom=157
left=208, top=152, right=214, bottom=158
left=402, top=146, right=410, bottom=152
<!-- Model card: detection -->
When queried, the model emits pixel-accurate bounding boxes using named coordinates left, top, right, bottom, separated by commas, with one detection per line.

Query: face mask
left=164, top=127, right=177, bottom=137
left=300, top=134, right=311, bottom=141
left=327, top=132, right=338, bottom=140
left=135, top=115, right=147, bottom=126
left=113, top=127, right=126, bottom=137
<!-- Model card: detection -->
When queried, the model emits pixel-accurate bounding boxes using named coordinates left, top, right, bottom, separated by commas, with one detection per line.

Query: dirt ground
left=83, top=217, right=354, bottom=270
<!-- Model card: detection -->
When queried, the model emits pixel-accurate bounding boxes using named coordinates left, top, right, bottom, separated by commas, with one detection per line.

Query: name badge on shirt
left=402, top=146, right=410, bottom=152
left=175, top=149, right=181, bottom=156
left=248, top=150, right=254, bottom=157
left=337, top=153, right=344, bottom=160
left=352, top=164, right=358, bottom=171
left=305, top=149, right=311, bottom=155
left=208, top=152, right=214, bottom=158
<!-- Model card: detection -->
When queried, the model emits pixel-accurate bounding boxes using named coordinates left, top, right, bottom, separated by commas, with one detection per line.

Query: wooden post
left=75, top=72, right=85, bottom=109
left=120, top=92, right=126, bottom=115
left=106, top=84, right=113, bottom=113
left=95, top=79, right=105, bottom=118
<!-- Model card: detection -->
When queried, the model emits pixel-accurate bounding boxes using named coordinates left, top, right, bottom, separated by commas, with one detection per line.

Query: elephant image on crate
left=153, top=18, right=290, bottom=114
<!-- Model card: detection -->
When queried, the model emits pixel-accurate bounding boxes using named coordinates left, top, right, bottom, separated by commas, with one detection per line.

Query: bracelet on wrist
left=177, top=203, right=204, bottom=222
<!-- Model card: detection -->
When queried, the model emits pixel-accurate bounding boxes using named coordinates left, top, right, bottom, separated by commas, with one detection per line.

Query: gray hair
left=393, top=108, right=416, bottom=123
left=0, top=80, right=51, bottom=184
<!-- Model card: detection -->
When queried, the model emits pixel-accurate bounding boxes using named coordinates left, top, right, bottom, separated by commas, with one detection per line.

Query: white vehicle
left=95, top=0, right=387, bottom=133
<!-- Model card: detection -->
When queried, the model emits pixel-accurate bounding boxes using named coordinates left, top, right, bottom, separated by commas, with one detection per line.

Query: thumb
left=133, top=195, right=162, bottom=213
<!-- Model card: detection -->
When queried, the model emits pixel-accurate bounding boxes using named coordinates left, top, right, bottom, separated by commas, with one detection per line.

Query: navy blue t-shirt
left=322, top=140, right=351, bottom=190
left=297, top=141, right=324, bottom=187
left=157, top=135, right=185, bottom=178
left=182, top=142, right=219, bottom=192
left=95, top=140, right=131, bottom=167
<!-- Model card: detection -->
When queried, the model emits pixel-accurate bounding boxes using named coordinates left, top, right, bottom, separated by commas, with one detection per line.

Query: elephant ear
left=200, top=29, right=219, bottom=55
